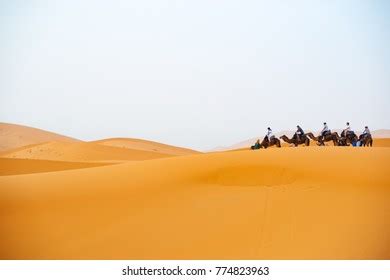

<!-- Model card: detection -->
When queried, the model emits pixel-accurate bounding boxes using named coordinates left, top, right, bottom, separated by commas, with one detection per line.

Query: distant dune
left=0, top=123, right=79, bottom=152
left=1, top=147, right=389, bottom=259
left=91, top=138, right=199, bottom=156
left=0, top=123, right=200, bottom=161
left=1, top=141, right=175, bottom=162
left=372, top=129, right=390, bottom=138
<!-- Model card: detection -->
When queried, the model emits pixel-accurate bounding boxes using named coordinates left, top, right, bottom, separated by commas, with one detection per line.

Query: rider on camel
left=343, top=122, right=352, bottom=138
left=266, top=127, right=274, bottom=142
left=362, top=126, right=370, bottom=136
left=360, top=126, right=371, bottom=140
left=295, top=125, right=305, bottom=142
left=320, top=122, right=330, bottom=141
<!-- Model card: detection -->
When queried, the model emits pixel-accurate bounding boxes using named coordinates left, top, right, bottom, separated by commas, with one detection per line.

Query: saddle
left=342, top=130, right=354, bottom=138
left=322, top=131, right=331, bottom=137
left=359, top=133, right=370, bottom=140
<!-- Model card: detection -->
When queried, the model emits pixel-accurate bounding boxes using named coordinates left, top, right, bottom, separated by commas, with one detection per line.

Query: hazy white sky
left=1, top=0, right=389, bottom=150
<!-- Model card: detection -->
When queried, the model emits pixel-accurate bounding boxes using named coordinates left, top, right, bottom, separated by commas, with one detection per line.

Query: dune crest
left=92, top=137, right=200, bottom=156
left=0, top=122, right=79, bottom=152
left=1, top=141, right=175, bottom=162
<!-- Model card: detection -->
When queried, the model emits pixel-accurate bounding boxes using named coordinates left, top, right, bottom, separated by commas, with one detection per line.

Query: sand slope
left=1, top=141, right=175, bottom=162
left=371, top=138, right=390, bottom=147
left=0, top=147, right=389, bottom=259
left=92, top=138, right=199, bottom=156
left=0, top=158, right=112, bottom=176
left=0, top=123, right=79, bottom=152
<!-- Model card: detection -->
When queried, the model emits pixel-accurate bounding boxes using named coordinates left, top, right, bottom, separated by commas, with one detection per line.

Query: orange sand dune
left=0, top=123, right=79, bottom=152
left=0, top=147, right=389, bottom=259
left=1, top=141, right=174, bottom=162
left=92, top=137, right=200, bottom=156
left=0, top=158, right=112, bottom=176
left=372, top=138, right=390, bottom=147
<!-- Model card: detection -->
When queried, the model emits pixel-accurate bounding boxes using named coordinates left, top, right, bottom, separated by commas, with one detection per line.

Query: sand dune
left=1, top=141, right=175, bottom=162
left=1, top=147, right=389, bottom=259
left=0, top=158, right=112, bottom=176
left=372, top=138, right=390, bottom=147
left=92, top=137, right=199, bottom=156
left=0, top=123, right=79, bottom=152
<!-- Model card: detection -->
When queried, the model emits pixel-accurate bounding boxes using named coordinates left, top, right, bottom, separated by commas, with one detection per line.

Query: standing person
left=295, top=125, right=305, bottom=142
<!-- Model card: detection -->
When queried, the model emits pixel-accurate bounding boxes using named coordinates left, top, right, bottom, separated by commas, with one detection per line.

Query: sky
left=1, top=0, right=389, bottom=150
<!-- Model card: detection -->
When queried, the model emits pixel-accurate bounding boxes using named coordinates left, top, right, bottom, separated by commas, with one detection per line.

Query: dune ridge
left=0, top=123, right=200, bottom=162
left=0, top=141, right=175, bottom=162
left=91, top=137, right=200, bottom=156
left=0, top=123, right=79, bottom=152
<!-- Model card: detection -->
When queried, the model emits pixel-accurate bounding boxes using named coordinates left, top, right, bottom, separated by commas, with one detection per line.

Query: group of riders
left=251, top=122, right=373, bottom=149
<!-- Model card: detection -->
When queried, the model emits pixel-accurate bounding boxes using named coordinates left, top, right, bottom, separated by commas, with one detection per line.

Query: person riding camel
left=295, top=125, right=305, bottom=142
left=320, top=122, right=330, bottom=140
left=362, top=126, right=370, bottom=136
left=360, top=126, right=371, bottom=140
left=342, top=122, right=352, bottom=138
left=266, top=127, right=274, bottom=142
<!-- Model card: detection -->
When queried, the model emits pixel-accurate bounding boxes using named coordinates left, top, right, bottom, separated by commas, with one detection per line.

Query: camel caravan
left=251, top=122, right=373, bottom=149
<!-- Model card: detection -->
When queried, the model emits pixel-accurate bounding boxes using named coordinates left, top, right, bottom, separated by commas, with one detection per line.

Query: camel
left=337, top=136, right=348, bottom=146
left=280, top=134, right=310, bottom=147
left=306, top=132, right=339, bottom=146
left=259, top=136, right=281, bottom=149
left=340, top=131, right=359, bottom=146
left=359, top=134, right=373, bottom=147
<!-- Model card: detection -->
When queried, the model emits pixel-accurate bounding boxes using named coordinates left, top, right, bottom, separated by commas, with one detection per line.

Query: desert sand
left=92, top=138, right=199, bottom=156
left=0, top=123, right=79, bottom=152
left=0, top=158, right=112, bottom=176
left=0, top=124, right=389, bottom=259
left=0, top=141, right=179, bottom=162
